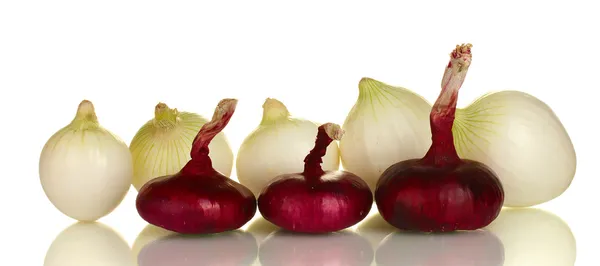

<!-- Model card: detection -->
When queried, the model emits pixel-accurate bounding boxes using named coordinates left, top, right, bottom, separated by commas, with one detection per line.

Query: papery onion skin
left=136, top=99, right=256, bottom=234
left=454, top=91, right=576, bottom=207
left=375, top=44, right=504, bottom=232
left=340, top=78, right=431, bottom=191
left=258, top=123, right=373, bottom=233
left=39, top=100, right=132, bottom=222
left=237, top=98, right=340, bottom=196
left=129, top=103, right=233, bottom=191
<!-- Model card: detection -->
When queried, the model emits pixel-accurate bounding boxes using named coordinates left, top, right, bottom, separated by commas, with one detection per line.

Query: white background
left=1, top=0, right=598, bottom=265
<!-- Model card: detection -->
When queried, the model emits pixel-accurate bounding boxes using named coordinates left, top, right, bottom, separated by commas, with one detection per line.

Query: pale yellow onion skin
left=454, top=91, right=576, bottom=207
left=39, top=100, right=133, bottom=222
left=340, top=78, right=432, bottom=191
left=486, top=208, right=576, bottom=266
left=44, top=222, right=135, bottom=266
left=129, top=107, right=234, bottom=191
left=236, top=98, right=340, bottom=196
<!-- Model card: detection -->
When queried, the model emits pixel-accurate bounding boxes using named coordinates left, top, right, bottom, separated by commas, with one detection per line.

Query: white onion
left=340, top=78, right=575, bottom=207
left=236, top=98, right=340, bottom=196
left=39, top=100, right=132, bottom=221
left=340, top=78, right=431, bottom=190
left=454, top=91, right=576, bottom=207
left=129, top=103, right=234, bottom=191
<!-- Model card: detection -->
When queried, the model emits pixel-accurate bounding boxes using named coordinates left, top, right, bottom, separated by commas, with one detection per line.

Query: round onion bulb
left=236, top=98, right=340, bottom=196
left=453, top=91, right=576, bottom=207
left=129, top=102, right=234, bottom=191
left=340, top=78, right=432, bottom=191
left=39, top=100, right=132, bottom=221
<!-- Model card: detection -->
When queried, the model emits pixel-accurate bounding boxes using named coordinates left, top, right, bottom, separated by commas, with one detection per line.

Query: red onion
left=375, top=44, right=504, bottom=232
left=136, top=99, right=256, bottom=234
left=257, top=123, right=373, bottom=233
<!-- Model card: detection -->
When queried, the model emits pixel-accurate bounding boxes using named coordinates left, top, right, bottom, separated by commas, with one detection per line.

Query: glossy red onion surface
left=136, top=99, right=256, bottom=234
left=375, top=44, right=504, bottom=232
left=258, top=123, right=373, bottom=233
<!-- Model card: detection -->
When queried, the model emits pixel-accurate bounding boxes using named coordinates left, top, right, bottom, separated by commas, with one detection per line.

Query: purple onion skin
left=375, top=158, right=504, bottom=232
left=258, top=170, right=373, bottom=233
left=136, top=167, right=256, bottom=234
left=136, top=99, right=256, bottom=235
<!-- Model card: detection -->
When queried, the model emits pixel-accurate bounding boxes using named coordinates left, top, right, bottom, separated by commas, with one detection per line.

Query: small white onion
left=340, top=78, right=432, bottom=190
left=454, top=91, right=576, bottom=207
left=39, top=100, right=133, bottom=221
left=236, top=98, right=340, bottom=196
left=129, top=103, right=234, bottom=191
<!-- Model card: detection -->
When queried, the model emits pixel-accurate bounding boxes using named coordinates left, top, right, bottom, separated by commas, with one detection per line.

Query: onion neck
left=182, top=98, right=238, bottom=175
left=303, top=123, right=344, bottom=178
left=71, top=100, right=100, bottom=130
left=153, top=103, right=180, bottom=129
left=422, top=44, right=472, bottom=167
left=261, top=98, right=290, bottom=124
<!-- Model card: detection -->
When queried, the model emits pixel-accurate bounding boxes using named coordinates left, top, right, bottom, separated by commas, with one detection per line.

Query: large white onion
left=236, top=98, right=340, bottom=196
left=340, top=78, right=431, bottom=191
left=454, top=91, right=576, bottom=207
left=129, top=103, right=234, bottom=191
left=39, top=100, right=132, bottom=221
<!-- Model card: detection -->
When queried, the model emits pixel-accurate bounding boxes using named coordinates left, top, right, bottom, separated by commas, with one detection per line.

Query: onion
left=258, top=123, right=373, bottom=233
left=236, top=98, right=340, bottom=196
left=39, top=100, right=133, bottom=221
left=136, top=98, right=256, bottom=234
left=375, top=230, right=504, bottom=265
left=138, top=231, right=258, bottom=266
left=340, top=78, right=432, bottom=191
left=259, top=230, right=373, bottom=266
left=129, top=102, right=234, bottom=191
left=453, top=92, right=576, bottom=207
left=375, top=44, right=505, bottom=232
left=44, top=222, right=134, bottom=266
left=486, top=208, right=576, bottom=266
left=341, top=57, right=575, bottom=208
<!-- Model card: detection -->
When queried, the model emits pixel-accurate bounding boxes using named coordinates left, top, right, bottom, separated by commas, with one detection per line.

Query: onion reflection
left=246, top=217, right=280, bottom=243
left=132, top=224, right=177, bottom=263
left=44, top=222, right=135, bottom=266
left=259, top=230, right=373, bottom=266
left=486, top=208, right=576, bottom=266
left=137, top=230, right=258, bottom=266
left=376, top=230, right=504, bottom=265
left=355, top=213, right=398, bottom=249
